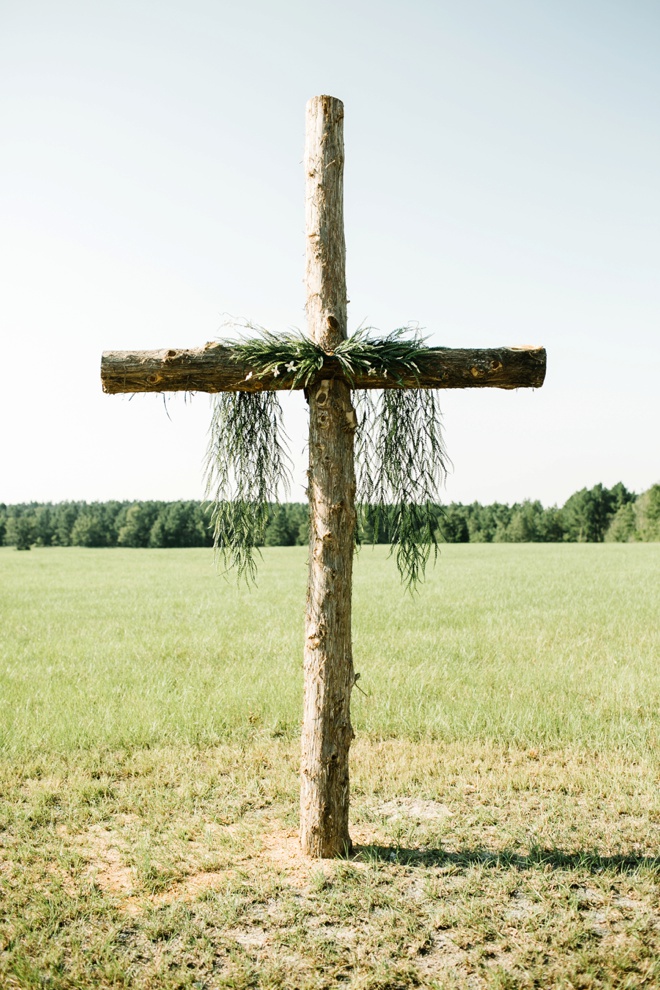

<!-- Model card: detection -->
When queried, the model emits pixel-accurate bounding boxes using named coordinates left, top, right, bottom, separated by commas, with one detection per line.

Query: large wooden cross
left=101, top=96, right=546, bottom=858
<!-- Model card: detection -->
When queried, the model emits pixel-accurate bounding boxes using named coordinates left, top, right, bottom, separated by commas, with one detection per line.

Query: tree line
left=1, top=482, right=659, bottom=551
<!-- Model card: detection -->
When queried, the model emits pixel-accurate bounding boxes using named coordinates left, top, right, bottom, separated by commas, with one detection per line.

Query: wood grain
left=101, top=344, right=547, bottom=394
left=300, top=96, right=356, bottom=858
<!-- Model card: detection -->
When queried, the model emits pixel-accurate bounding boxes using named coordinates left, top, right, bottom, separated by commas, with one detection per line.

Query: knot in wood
left=316, top=390, right=328, bottom=405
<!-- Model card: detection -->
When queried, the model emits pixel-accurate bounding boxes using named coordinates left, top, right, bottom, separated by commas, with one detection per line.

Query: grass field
left=1, top=544, right=659, bottom=988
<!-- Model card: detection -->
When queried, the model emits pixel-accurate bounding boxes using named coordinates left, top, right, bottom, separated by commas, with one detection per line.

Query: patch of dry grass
left=1, top=739, right=659, bottom=988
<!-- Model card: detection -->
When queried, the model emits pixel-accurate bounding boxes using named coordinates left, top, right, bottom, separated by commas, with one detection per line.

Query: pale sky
left=1, top=0, right=658, bottom=507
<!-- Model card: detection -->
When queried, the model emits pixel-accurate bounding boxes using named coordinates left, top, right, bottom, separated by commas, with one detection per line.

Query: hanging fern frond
left=204, top=391, right=291, bottom=582
left=354, top=388, right=450, bottom=590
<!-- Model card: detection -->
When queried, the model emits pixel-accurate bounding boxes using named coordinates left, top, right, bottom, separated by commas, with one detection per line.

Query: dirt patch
left=376, top=798, right=453, bottom=822
left=71, top=824, right=135, bottom=896
left=224, top=926, right=270, bottom=949
left=151, top=869, right=236, bottom=905
left=415, top=933, right=471, bottom=980
left=259, top=829, right=323, bottom=888
left=506, top=890, right=543, bottom=920
left=257, top=826, right=383, bottom=887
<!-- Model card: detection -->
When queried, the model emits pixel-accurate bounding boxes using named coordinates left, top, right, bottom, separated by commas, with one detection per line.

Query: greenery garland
left=204, top=327, right=449, bottom=588
left=222, top=325, right=428, bottom=387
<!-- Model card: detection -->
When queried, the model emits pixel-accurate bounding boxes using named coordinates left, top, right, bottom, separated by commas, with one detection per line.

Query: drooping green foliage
left=204, top=326, right=449, bottom=587
left=354, top=388, right=449, bottom=589
left=204, top=390, right=291, bottom=582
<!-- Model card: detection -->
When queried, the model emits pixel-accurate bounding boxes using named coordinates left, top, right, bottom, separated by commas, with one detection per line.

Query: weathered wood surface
left=101, top=343, right=547, bottom=394
left=300, top=96, right=356, bottom=858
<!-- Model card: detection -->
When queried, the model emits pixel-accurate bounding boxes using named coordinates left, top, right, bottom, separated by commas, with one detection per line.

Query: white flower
left=383, top=368, right=388, bottom=377
left=245, top=371, right=253, bottom=380
left=272, top=366, right=280, bottom=377
left=285, top=361, right=297, bottom=372
left=368, top=367, right=377, bottom=377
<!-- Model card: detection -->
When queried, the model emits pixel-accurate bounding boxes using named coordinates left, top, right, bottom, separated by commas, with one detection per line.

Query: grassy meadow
left=1, top=544, right=659, bottom=988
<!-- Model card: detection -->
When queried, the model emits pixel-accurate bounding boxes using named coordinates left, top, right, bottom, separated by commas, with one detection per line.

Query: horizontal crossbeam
left=101, top=344, right=546, bottom=394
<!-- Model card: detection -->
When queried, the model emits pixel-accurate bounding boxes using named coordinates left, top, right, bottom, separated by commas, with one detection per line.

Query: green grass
left=1, top=544, right=659, bottom=752
left=1, top=544, right=659, bottom=988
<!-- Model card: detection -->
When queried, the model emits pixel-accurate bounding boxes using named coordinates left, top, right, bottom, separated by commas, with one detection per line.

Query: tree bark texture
left=300, top=95, right=356, bottom=858
left=101, top=344, right=547, bottom=394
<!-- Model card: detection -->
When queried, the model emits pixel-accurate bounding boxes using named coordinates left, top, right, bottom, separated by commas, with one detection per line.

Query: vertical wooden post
left=300, top=95, right=357, bottom=857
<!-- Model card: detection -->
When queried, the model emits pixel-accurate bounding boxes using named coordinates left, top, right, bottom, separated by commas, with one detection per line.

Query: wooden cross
left=101, top=95, right=546, bottom=858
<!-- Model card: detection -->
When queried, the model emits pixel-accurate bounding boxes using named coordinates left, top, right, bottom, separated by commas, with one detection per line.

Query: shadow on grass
left=350, top=843, right=660, bottom=875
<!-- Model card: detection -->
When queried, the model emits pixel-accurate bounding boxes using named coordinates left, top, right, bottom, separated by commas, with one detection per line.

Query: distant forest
left=2, top=482, right=659, bottom=551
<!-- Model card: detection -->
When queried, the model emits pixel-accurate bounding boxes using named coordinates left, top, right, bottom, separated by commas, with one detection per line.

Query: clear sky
left=1, top=0, right=658, bottom=507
